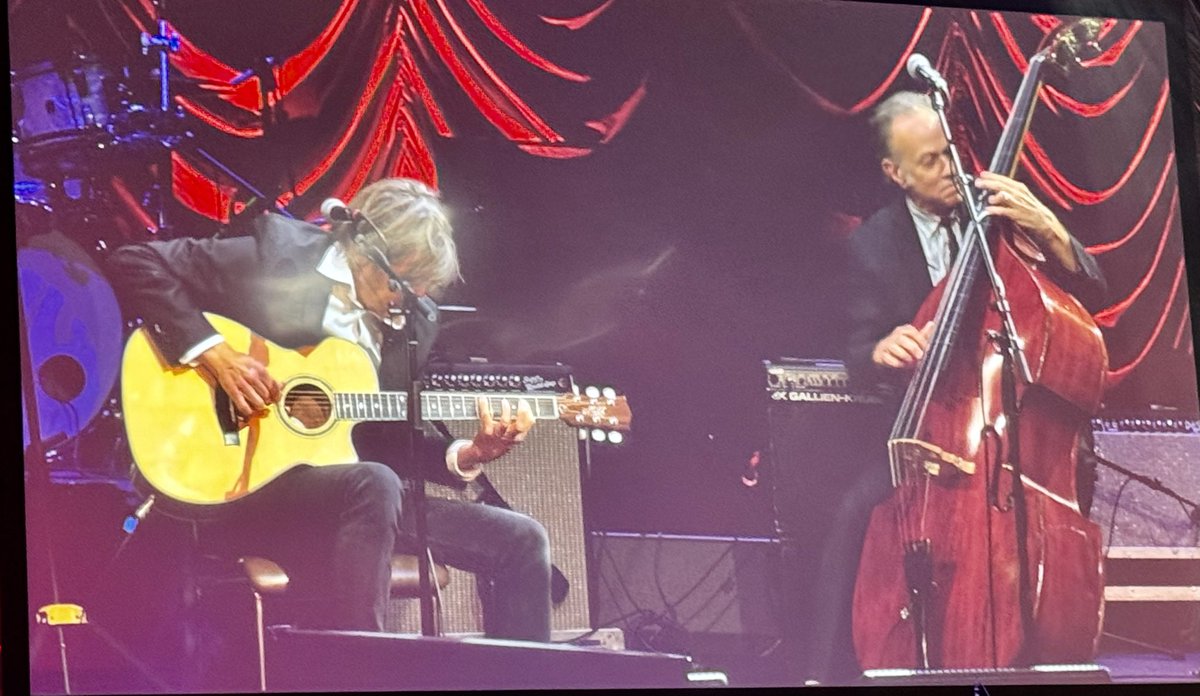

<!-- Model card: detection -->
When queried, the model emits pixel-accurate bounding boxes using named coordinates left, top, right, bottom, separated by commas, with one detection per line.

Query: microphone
left=321, top=197, right=357, bottom=223
left=906, top=53, right=949, bottom=95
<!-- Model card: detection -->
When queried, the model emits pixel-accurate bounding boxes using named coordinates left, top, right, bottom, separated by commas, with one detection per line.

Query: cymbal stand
left=137, top=0, right=180, bottom=234
left=139, top=0, right=179, bottom=114
left=138, top=0, right=295, bottom=224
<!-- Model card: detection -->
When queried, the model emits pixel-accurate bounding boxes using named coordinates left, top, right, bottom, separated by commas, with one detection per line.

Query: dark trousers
left=798, top=457, right=893, bottom=684
left=196, top=462, right=552, bottom=642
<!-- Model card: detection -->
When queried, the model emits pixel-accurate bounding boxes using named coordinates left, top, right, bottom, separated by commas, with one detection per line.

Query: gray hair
left=347, top=178, right=461, bottom=292
left=869, top=91, right=934, bottom=161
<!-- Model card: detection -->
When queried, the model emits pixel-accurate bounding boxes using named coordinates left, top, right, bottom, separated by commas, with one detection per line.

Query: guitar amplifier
left=385, top=362, right=594, bottom=636
left=1089, top=417, right=1200, bottom=649
left=763, top=359, right=889, bottom=540
left=763, top=359, right=890, bottom=654
left=1090, top=417, right=1200, bottom=549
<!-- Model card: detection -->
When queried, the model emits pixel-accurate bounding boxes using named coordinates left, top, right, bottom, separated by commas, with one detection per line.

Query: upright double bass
left=852, top=20, right=1107, bottom=669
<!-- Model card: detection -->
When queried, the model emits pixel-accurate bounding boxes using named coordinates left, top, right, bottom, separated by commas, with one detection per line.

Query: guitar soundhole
left=282, top=382, right=333, bottom=431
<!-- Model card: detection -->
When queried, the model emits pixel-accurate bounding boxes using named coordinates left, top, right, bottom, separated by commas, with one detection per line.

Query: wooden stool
left=240, top=553, right=450, bottom=691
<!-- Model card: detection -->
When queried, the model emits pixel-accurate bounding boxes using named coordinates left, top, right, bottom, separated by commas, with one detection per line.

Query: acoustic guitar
left=121, top=313, right=631, bottom=507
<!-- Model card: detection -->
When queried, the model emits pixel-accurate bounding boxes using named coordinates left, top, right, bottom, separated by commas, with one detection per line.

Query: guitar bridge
left=214, top=389, right=242, bottom=446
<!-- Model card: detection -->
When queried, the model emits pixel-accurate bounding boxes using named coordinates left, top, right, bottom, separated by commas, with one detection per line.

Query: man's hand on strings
left=459, top=397, right=536, bottom=469
left=872, top=321, right=935, bottom=370
left=196, top=342, right=282, bottom=418
left=974, top=171, right=1079, bottom=272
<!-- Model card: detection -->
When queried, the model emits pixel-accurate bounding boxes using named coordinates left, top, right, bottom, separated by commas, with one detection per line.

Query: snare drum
left=19, top=231, right=123, bottom=448
left=12, top=56, right=122, bottom=163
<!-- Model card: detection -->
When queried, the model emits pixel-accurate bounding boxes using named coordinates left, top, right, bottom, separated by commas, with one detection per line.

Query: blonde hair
left=346, top=178, right=461, bottom=292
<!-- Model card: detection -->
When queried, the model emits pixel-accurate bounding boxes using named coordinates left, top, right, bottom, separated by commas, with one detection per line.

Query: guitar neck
left=332, top=391, right=560, bottom=423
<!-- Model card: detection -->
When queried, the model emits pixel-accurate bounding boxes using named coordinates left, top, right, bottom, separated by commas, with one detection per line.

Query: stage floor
left=1097, top=650, right=1200, bottom=683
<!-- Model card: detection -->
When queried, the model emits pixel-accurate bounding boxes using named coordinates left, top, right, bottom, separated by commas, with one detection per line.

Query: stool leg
left=427, top=549, right=443, bottom=637
left=253, top=590, right=266, bottom=692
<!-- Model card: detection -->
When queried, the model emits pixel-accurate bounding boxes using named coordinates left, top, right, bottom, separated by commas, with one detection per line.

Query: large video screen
left=10, top=0, right=1199, bottom=692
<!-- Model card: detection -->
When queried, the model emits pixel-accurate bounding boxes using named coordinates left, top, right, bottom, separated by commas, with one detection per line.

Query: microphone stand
left=928, top=86, right=1039, bottom=658
left=394, top=291, right=437, bottom=637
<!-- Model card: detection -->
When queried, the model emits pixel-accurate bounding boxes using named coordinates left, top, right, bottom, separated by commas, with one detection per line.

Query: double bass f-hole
left=981, top=424, right=1013, bottom=512
left=983, top=327, right=1018, bottom=514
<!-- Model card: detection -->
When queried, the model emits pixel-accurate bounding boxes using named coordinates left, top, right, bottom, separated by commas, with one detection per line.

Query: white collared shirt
left=906, top=197, right=963, bottom=286
left=315, top=243, right=401, bottom=368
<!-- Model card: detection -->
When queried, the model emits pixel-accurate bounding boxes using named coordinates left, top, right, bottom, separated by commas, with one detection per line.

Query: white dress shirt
left=906, top=197, right=963, bottom=286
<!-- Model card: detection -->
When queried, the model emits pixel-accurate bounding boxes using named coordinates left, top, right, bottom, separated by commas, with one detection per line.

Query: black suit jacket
left=845, top=197, right=1108, bottom=394
left=107, top=213, right=459, bottom=486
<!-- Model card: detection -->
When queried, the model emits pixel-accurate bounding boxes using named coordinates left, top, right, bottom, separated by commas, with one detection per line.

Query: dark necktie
left=942, top=218, right=959, bottom=267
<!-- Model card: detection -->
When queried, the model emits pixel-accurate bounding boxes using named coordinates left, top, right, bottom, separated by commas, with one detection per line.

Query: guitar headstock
left=556, top=387, right=632, bottom=433
left=1040, top=17, right=1103, bottom=75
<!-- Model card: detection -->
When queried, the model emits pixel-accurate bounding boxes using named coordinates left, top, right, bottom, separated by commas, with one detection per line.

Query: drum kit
left=15, top=16, right=210, bottom=477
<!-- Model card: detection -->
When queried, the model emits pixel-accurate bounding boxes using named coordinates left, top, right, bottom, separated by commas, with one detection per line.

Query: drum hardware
left=11, top=55, right=124, bottom=178
left=175, top=130, right=297, bottom=220
left=139, top=0, right=180, bottom=114
left=9, top=0, right=294, bottom=242
left=19, top=231, right=125, bottom=451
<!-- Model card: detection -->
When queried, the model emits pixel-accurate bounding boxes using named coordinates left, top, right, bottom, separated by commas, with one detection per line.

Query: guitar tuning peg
left=607, top=431, right=624, bottom=445
left=601, top=386, right=616, bottom=400
left=584, top=385, right=600, bottom=399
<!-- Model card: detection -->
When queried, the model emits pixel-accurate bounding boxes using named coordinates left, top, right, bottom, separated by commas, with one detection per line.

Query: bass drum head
left=19, top=230, right=123, bottom=448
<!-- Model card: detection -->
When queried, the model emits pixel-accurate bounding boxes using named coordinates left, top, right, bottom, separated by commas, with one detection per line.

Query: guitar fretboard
left=332, top=391, right=561, bottom=423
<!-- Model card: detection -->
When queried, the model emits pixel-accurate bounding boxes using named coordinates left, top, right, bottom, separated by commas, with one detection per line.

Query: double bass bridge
left=888, top=438, right=976, bottom=480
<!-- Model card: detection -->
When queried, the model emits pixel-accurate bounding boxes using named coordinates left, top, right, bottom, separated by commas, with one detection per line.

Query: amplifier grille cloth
left=386, top=417, right=591, bottom=634
left=1092, top=430, right=1200, bottom=548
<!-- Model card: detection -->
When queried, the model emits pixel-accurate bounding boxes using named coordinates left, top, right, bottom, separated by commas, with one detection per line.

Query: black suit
left=798, top=197, right=1107, bottom=684
left=107, top=214, right=552, bottom=642
left=846, top=197, right=1108, bottom=395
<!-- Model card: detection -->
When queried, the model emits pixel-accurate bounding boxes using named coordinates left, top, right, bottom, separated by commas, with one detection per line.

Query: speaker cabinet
left=386, top=364, right=592, bottom=635
left=761, top=359, right=891, bottom=679
left=1091, top=422, right=1200, bottom=548
left=1090, top=420, right=1200, bottom=649
left=764, top=370, right=889, bottom=626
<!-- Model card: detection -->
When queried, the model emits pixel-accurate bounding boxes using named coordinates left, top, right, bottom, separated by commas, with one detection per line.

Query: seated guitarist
left=107, top=178, right=553, bottom=641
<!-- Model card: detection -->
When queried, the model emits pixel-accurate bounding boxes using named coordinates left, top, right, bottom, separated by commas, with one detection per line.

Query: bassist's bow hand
left=196, top=342, right=282, bottom=418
